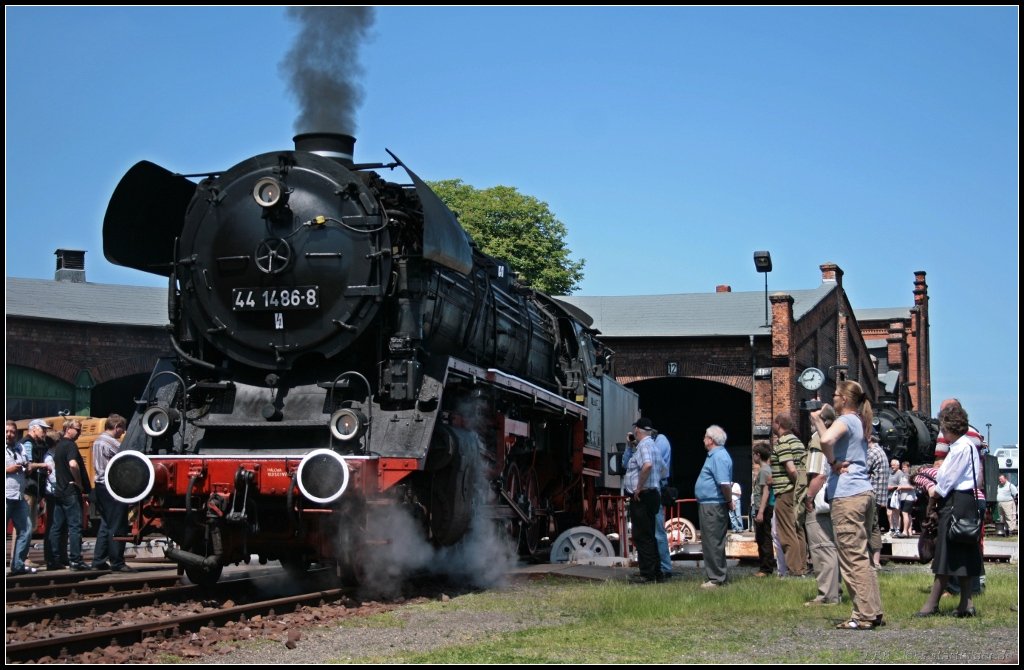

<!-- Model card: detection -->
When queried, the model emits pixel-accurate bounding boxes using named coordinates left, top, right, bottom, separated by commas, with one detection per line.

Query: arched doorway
left=91, top=373, right=151, bottom=420
left=627, top=377, right=752, bottom=523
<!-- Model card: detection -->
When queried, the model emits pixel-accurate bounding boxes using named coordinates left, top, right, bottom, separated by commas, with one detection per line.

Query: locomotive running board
left=446, top=358, right=587, bottom=419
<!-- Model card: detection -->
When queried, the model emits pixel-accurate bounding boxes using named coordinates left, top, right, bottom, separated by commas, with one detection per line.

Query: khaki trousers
left=805, top=510, right=841, bottom=603
left=831, top=491, right=883, bottom=621
left=774, top=490, right=808, bottom=576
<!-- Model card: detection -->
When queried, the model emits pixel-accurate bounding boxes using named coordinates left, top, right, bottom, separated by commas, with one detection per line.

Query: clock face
left=799, top=367, right=825, bottom=391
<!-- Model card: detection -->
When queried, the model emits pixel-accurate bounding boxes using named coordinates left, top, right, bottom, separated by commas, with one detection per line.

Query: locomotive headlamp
left=142, top=404, right=181, bottom=438
left=296, top=449, right=351, bottom=504
left=330, top=408, right=367, bottom=441
left=106, top=450, right=166, bottom=504
left=253, top=177, right=286, bottom=208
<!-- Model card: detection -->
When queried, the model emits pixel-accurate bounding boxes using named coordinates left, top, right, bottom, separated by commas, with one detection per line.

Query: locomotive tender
left=102, top=133, right=636, bottom=585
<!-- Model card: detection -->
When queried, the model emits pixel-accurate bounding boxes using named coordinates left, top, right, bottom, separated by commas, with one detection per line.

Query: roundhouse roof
left=6, top=277, right=168, bottom=327
left=557, top=283, right=837, bottom=338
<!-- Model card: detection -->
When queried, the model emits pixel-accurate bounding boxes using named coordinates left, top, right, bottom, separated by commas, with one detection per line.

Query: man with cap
left=623, top=417, right=665, bottom=583
left=19, top=418, right=52, bottom=543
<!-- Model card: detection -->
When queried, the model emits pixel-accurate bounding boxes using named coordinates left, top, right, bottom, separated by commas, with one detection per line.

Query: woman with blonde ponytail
left=809, top=380, right=884, bottom=630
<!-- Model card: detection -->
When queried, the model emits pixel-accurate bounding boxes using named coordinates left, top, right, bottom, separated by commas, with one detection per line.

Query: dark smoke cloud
left=281, top=7, right=375, bottom=136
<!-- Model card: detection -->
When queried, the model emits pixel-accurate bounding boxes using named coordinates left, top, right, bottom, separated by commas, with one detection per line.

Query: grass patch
left=343, top=563, right=1018, bottom=664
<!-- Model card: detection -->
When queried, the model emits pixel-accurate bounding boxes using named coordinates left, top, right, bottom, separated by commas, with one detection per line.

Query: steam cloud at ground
left=345, top=445, right=519, bottom=599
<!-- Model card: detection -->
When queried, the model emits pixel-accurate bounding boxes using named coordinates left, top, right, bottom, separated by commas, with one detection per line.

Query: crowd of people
left=619, top=389, right=1004, bottom=629
left=8, top=400, right=1009, bottom=628
left=5, top=414, right=136, bottom=575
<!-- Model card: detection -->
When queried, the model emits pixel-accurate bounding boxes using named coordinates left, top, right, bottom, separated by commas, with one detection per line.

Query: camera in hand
left=800, top=399, right=823, bottom=411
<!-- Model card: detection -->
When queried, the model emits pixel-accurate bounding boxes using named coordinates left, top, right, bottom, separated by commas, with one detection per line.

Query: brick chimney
left=820, top=262, right=844, bottom=288
left=716, top=285, right=732, bottom=293
left=55, top=249, right=86, bottom=283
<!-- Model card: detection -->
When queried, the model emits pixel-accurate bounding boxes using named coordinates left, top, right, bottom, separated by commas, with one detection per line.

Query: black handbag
left=947, top=448, right=982, bottom=545
left=948, top=511, right=981, bottom=544
left=660, top=486, right=679, bottom=508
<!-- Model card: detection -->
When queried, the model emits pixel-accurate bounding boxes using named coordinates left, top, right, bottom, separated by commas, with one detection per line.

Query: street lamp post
left=753, top=251, right=772, bottom=328
left=986, top=423, right=992, bottom=446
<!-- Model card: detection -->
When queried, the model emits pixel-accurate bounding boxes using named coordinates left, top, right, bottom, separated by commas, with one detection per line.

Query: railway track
left=5, top=567, right=177, bottom=600
left=5, top=568, right=357, bottom=663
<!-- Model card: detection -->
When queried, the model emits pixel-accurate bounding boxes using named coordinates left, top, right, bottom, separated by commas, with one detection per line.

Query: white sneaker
left=700, top=581, right=720, bottom=589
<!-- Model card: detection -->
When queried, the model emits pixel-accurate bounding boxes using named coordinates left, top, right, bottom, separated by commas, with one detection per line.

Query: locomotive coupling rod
left=495, top=487, right=534, bottom=526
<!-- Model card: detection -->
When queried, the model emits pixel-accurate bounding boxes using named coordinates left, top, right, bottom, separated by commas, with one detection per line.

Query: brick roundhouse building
left=559, top=262, right=932, bottom=506
left=7, top=251, right=931, bottom=518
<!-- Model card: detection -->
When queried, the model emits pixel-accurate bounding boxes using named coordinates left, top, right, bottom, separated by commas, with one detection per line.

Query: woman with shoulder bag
left=914, top=404, right=984, bottom=618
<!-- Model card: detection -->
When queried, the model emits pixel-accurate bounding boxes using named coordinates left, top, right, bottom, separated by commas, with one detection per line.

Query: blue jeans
left=43, top=494, right=67, bottom=566
left=49, top=490, right=84, bottom=565
left=6, top=496, right=32, bottom=571
left=655, top=505, right=672, bottom=574
left=93, top=483, right=128, bottom=568
left=729, top=505, right=744, bottom=531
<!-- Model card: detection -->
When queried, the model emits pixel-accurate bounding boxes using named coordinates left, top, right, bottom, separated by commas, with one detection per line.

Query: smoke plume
left=281, top=7, right=375, bottom=136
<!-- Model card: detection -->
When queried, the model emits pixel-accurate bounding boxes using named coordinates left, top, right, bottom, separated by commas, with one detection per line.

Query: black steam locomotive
left=102, top=134, right=635, bottom=585
left=873, top=405, right=940, bottom=465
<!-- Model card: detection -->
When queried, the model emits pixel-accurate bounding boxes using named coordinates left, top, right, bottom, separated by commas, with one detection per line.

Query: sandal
left=913, top=607, right=940, bottom=618
left=835, top=619, right=875, bottom=630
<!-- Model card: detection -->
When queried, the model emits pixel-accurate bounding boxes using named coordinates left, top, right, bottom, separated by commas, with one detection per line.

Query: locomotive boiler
left=872, top=405, right=939, bottom=465
left=102, top=133, right=636, bottom=585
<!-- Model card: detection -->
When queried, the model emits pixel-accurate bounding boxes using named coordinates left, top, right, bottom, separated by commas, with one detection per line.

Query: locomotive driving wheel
left=502, top=463, right=524, bottom=550
left=520, top=468, right=541, bottom=555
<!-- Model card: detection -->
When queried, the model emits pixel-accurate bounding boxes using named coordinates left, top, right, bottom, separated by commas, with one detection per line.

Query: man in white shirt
left=997, top=475, right=1017, bottom=533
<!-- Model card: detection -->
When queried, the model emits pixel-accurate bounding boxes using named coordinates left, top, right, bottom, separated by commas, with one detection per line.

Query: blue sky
left=6, top=7, right=1018, bottom=445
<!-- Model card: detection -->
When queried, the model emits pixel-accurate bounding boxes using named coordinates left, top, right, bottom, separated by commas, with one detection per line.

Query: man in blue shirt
left=695, top=424, right=734, bottom=588
left=623, top=417, right=664, bottom=583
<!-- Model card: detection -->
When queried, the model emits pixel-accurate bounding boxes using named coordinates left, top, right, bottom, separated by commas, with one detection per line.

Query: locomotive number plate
left=231, top=286, right=320, bottom=311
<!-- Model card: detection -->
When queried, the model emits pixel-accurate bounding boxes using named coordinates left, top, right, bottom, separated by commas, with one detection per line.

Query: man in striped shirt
left=771, top=412, right=808, bottom=577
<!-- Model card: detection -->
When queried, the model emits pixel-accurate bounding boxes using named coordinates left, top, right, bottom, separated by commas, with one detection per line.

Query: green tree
left=428, top=179, right=585, bottom=296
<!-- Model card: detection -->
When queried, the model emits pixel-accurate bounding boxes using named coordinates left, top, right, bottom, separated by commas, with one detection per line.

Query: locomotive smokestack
left=281, top=7, right=375, bottom=137
left=294, top=132, right=356, bottom=166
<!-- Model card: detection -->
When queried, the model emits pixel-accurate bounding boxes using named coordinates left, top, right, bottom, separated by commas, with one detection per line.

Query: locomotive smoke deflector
left=387, top=150, right=474, bottom=276
left=103, top=160, right=197, bottom=276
